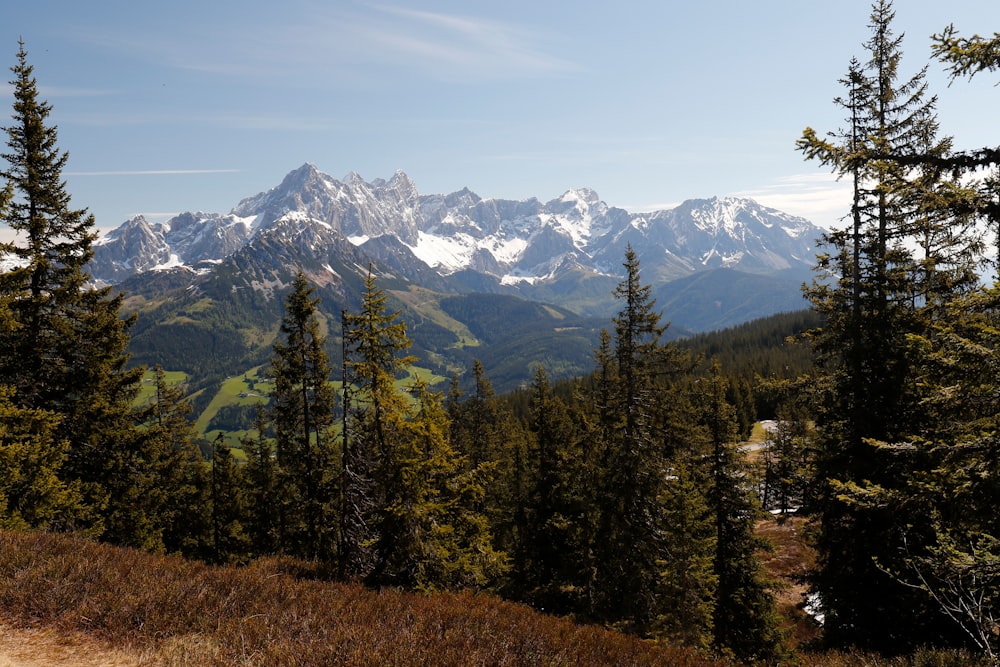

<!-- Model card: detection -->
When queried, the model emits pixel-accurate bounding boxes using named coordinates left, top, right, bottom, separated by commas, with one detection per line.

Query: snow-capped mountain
left=91, top=163, right=822, bottom=294
left=92, top=211, right=253, bottom=283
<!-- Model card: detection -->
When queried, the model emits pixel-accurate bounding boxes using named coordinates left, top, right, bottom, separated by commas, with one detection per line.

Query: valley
left=98, top=164, right=818, bottom=402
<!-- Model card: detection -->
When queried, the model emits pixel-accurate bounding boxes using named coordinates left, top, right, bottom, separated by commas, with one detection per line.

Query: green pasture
left=135, top=369, right=189, bottom=406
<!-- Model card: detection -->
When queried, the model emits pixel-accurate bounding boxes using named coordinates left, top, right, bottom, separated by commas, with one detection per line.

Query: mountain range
left=89, top=163, right=821, bottom=396
left=92, top=163, right=819, bottom=298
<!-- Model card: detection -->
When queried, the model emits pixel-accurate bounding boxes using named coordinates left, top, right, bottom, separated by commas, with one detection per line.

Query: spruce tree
left=447, top=359, right=520, bottom=560
left=242, top=409, right=279, bottom=557
left=591, top=245, right=681, bottom=634
left=0, top=40, right=143, bottom=534
left=518, top=365, right=594, bottom=613
left=210, top=433, right=252, bottom=565
left=760, top=403, right=814, bottom=516
left=653, top=458, right=716, bottom=650
left=144, top=366, right=211, bottom=558
left=378, top=378, right=508, bottom=590
left=269, top=272, right=338, bottom=563
left=344, top=268, right=505, bottom=589
left=797, top=1, right=979, bottom=650
left=341, top=266, right=415, bottom=580
left=0, top=385, right=87, bottom=530
left=699, top=363, right=783, bottom=662
left=877, top=287, right=1000, bottom=658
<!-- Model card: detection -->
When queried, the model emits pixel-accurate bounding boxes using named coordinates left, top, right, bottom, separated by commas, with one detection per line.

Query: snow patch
left=151, top=254, right=185, bottom=271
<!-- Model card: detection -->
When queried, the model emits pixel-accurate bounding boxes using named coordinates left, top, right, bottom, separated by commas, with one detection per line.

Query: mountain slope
left=91, top=164, right=823, bottom=398
left=92, top=163, right=822, bottom=295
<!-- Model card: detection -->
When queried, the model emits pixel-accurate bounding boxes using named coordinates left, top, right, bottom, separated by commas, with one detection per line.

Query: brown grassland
left=0, top=523, right=990, bottom=666
left=0, top=530, right=726, bottom=666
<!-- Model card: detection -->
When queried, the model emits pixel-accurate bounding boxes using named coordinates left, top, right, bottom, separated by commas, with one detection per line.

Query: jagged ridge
left=90, top=163, right=823, bottom=290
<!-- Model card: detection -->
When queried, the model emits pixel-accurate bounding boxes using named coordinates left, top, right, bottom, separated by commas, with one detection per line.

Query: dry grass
left=0, top=622, right=146, bottom=666
left=1, top=528, right=990, bottom=666
left=754, top=517, right=993, bottom=667
left=0, top=530, right=730, bottom=666
left=755, top=515, right=820, bottom=651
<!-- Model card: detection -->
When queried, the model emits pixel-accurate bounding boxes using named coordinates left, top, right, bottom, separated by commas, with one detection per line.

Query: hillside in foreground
left=1, top=525, right=988, bottom=666
left=0, top=530, right=726, bottom=667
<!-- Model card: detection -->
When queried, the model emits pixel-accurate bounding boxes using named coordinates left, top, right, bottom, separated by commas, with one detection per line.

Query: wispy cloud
left=83, top=2, right=576, bottom=85
left=354, top=4, right=578, bottom=80
left=58, top=108, right=342, bottom=131
left=734, top=173, right=852, bottom=229
left=66, top=169, right=240, bottom=177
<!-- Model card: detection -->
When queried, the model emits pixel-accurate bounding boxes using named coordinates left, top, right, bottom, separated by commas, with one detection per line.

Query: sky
left=2, top=1, right=1000, bottom=238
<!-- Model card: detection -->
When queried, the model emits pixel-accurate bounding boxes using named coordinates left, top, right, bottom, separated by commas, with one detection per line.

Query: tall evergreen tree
left=341, top=267, right=415, bottom=581
left=653, top=457, right=717, bottom=650
left=760, top=403, right=815, bottom=516
left=517, top=365, right=594, bottom=613
left=446, top=359, right=521, bottom=559
left=144, top=366, right=211, bottom=559
left=242, top=408, right=279, bottom=557
left=699, top=363, right=783, bottom=662
left=591, top=246, right=698, bottom=635
left=0, top=385, right=87, bottom=530
left=798, top=1, right=981, bottom=650
left=269, top=272, right=338, bottom=563
left=210, top=433, right=252, bottom=565
left=344, top=268, right=505, bottom=589
left=875, top=286, right=1000, bottom=658
left=376, top=378, right=508, bottom=590
left=0, top=41, right=143, bottom=535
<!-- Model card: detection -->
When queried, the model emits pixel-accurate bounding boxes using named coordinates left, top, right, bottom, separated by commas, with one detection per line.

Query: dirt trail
left=0, top=624, right=145, bottom=667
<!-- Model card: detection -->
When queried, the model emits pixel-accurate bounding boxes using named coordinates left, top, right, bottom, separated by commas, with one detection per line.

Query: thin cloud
left=82, top=3, right=577, bottom=85
left=734, top=173, right=852, bottom=229
left=66, top=169, right=241, bottom=177
left=58, top=108, right=340, bottom=131
left=360, top=4, right=578, bottom=79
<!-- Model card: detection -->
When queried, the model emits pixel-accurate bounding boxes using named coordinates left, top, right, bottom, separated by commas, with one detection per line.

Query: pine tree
left=518, top=365, right=594, bottom=613
left=653, top=459, right=716, bottom=650
left=930, top=26, right=1000, bottom=273
left=932, top=26, right=1000, bottom=82
left=269, top=272, right=338, bottom=563
left=0, top=386, right=87, bottom=530
left=341, top=266, right=415, bottom=581
left=591, top=245, right=681, bottom=634
left=447, top=359, right=520, bottom=559
left=344, top=268, right=505, bottom=589
left=761, top=403, right=814, bottom=516
left=797, top=1, right=980, bottom=650
left=101, top=366, right=209, bottom=555
left=377, top=378, right=508, bottom=590
left=210, top=433, right=252, bottom=565
left=699, top=363, right=783, bottom=662
left=0, top=40, right=143, bottom=535
left=146, top=367, right=211, bottom=558
left=875, top=286, right=1000, bottom=657
left=242, top=409, right=279, bottom=557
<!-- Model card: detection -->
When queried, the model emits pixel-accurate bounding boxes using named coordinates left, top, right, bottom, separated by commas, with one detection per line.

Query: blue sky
left=3, top=1, right=999, bottom=236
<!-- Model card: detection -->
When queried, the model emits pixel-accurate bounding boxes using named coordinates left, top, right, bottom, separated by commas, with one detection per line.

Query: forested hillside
left=4, top=2, right=1000, bottom=664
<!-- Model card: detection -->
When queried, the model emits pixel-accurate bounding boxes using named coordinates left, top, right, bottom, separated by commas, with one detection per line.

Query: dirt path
left=0, top=623, right=146, bottom=667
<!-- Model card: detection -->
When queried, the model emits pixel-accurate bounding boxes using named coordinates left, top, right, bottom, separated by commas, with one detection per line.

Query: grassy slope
left=0, top=526, right=988, bottom=666
left=0, top=531, right=726, bottom=667
left=191, top=363, right=447, bottom=449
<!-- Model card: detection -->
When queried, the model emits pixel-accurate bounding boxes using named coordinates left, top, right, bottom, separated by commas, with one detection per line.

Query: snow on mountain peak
left=89, top=164, right=825, bottom=286
left=560, top=187, right=600, bottom=205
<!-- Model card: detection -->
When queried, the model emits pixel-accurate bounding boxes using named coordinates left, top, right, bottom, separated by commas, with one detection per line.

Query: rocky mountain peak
left=89, top=164, right=824, bottom=290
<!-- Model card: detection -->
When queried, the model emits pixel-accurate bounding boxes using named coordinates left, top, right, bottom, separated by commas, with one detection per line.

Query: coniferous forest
left=4, top=2, right=1000, bottom=664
